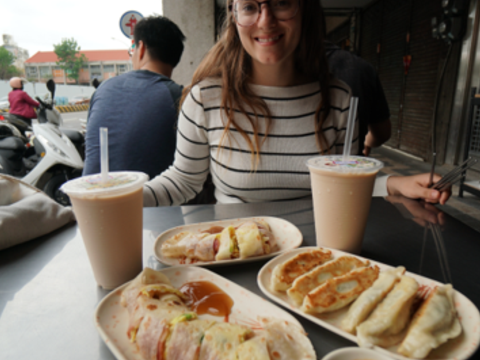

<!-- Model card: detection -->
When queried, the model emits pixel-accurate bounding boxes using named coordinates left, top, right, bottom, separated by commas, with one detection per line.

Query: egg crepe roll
left=198, top=323, right=252, bottom=360
left=255, top=219, right=277, bottom=252
left=342, top=266, right=405, bottom=334
left=193, top=234, right=219, bottom=261
left=302, top=265, right=380, bottom=314
left=121, top=268, right=172, bottom=312
left=259, top=318, right=316, bottom=360
left=236, top=222, right=266, bottom=259
left=397, top=284, right=462, bottom=359
left=162, top=232, right=209, bottom=258
left=287, top=256, right=369, bottom=306
left=215, top=226, right=239, bottom=261
left=126, top=286, right=189, bottom=342
left=164, top=319, right=215, bottom=360
left=356, top=275, right=418, bottom=348
left=235, top=335, right=270, bottom=360
left=271, top=248, right=333, bottom=291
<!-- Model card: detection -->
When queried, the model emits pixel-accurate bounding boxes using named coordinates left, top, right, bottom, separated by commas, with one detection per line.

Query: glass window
left=117, top=64, right=127, bottom=74
left=103, top=65, right=114, bottom=73
left=26, top=66, right=37, bottom=77
left=39, top=66, right=51, bottom=77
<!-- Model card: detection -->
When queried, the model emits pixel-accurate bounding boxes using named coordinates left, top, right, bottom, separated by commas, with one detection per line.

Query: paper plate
left=258, top=246, right=480, bottom=360
left=95, top=266, right=307, bottom=360
left=153, top=216, right=303, bottom=267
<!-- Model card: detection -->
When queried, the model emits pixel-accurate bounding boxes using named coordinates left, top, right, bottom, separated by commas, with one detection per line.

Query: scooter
left=0, top=80, right=84, bottom=205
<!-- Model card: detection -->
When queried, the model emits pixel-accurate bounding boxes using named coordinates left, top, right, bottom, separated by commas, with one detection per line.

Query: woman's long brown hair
left=180, top=0, right=331, bottom=168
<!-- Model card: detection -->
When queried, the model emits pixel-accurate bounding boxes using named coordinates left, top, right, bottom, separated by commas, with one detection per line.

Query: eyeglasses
left=128, top=44, right=136, bottom=57
left=233, top=0, right=299, bottom=27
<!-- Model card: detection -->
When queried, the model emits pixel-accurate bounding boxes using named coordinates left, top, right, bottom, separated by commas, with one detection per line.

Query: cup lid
left=60, top=171, right=149, bottom=197
left=307, top=155, right=383, bottom=173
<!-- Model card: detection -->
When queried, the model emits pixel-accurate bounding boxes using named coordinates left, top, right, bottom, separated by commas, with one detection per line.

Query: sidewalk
left=370, top=146, right=480, bottom=233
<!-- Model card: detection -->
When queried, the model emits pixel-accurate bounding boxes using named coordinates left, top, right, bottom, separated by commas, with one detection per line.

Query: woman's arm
left=386, top=173, right=451, bottom=205
left=143, top=85, right=210, bottom=207
left=22, top=92, right=40, bottom=108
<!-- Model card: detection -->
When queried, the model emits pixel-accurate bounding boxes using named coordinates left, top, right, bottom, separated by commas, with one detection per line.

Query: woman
left=143, top=0, right=450, bottom=207
left=8, top=77, right=39, bottom=125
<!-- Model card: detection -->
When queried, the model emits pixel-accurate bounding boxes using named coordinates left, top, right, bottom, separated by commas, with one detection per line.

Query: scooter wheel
left=44, top=173, right=73, bottom=206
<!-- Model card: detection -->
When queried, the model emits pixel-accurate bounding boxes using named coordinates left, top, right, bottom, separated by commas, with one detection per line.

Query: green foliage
left=53, top=38, right=87, bottom=84
left=0, top=46, right=21, bottom=80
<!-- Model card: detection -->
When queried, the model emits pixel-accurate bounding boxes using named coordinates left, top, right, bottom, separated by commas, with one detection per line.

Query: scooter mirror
left=46, top=79, right=56, bottom=99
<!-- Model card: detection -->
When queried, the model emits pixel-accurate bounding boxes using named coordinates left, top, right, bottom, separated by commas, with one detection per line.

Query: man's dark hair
left=134, top=15, right=186, bottom=67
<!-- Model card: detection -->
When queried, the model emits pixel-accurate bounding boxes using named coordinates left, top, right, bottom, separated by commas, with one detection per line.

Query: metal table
left=1, top=197, right=479, bottom=359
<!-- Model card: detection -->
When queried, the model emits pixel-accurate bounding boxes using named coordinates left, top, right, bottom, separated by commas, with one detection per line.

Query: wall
left=0, top=80, right=95, bottom=101
left=359, top=0, right=460, bottom=164
left=162, top=0, right=215, bottom=86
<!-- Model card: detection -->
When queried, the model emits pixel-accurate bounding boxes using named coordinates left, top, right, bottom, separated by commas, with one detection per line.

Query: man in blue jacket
left=84, top=15, right=185, bottom=180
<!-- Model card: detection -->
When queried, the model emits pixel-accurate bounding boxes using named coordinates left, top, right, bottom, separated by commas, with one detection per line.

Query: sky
left=1, top=1, right=163, bottom=58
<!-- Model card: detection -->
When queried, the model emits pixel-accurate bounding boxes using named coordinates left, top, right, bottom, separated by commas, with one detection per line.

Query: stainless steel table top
left=1, top=198, right=479, bottom=360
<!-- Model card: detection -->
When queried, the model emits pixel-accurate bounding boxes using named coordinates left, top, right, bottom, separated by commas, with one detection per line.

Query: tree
left=0, top=47, right=21, bottom=80
left=53, top=38, right=87, bottom=84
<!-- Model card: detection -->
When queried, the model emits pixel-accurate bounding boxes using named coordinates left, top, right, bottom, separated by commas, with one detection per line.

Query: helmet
left=9, top=77, right=23, bottom=89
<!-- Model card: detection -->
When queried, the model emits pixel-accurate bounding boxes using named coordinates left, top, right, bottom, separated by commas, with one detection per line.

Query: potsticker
left=302, top=265, right=380, bottom=314
left=397, top=284, right=462, bottom=359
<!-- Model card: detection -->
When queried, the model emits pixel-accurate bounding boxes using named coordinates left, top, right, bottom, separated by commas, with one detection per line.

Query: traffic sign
left=119, top=11, right=144, bottom=39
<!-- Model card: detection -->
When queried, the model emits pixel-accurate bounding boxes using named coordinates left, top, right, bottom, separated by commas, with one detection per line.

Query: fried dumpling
left=259, top=317, right=316, bottom=360
left=271, top=248, right=333, bottom=291
left=397, top=284, right=462, bottom=359
left=199, top=323, right=252, bottom=360
left=287, top=256, right=369, bottom=306
left=302, top=265, right=379, bottom=314
left=236, top=335, right=270, bottom=360
left=356, top=275, right=418, bottom=348
left=165, top=319, right=215, bottom=360
left=342, top=266, right=405, bottom=334
left=215, top=226, right=239, bottom=261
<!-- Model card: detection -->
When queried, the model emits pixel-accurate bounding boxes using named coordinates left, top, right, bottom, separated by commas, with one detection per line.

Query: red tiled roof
left=25, top=50, right=130, bottom=63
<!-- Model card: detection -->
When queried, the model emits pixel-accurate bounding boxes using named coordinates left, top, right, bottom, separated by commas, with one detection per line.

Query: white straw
left=343, top=97, right=359, bottom=162
left=100, top=127, right=109, bottom=183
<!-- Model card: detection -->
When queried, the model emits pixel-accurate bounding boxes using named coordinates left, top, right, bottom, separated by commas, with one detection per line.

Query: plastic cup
left=61, top=171, right=148, bottom=290
left=307, top=155, right=383, bottom=254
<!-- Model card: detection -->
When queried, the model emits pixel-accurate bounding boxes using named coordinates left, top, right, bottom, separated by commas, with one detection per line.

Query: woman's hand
left=386, top=173, right=451, bottom=205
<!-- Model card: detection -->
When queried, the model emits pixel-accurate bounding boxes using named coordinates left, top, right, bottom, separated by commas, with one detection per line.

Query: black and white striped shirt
left=143, top=77, right=380, bottom=206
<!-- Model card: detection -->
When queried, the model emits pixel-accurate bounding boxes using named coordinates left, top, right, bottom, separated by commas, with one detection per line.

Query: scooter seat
left=60, top=128, right=83, bottom=143
left=0, top=136, right=26, bottom=151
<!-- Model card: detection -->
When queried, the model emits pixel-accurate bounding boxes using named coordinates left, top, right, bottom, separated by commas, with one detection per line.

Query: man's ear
left=138, top=40, right=146, bottom=60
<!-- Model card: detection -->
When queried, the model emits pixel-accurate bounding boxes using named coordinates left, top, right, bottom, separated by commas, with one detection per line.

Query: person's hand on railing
left=386, top=173, right=451, bottom=205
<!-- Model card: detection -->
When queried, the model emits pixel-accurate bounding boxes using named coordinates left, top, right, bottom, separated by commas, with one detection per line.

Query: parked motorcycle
left=0, top=80, right=84, bottom=205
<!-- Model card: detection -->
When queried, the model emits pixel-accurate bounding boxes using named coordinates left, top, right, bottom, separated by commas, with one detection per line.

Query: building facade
left=2, top=34, right=29, bottom=72
left=24, top=50, right=132, bottom=85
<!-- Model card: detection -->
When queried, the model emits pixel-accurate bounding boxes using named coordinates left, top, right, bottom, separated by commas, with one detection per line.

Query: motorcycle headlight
left=37, top=134, right=67, bottom=158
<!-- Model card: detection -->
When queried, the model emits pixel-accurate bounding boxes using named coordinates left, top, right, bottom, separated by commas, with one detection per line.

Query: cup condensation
left=307, top=156, right=383, bottom=254
left=61, top=171, right=148, bottom=289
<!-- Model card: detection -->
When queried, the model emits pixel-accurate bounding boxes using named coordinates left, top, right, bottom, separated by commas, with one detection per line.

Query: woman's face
left=234, top=0, right=302, bottom=70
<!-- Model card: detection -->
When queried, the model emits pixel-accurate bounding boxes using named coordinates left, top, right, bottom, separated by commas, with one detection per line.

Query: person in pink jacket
left=8, top=77, right=40, bottom=124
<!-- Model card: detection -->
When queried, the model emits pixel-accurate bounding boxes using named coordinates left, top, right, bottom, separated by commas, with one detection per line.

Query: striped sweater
left=143, top=77, right=385, bottom=207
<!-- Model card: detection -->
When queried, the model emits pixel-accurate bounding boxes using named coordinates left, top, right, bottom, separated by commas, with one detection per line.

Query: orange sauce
left=180, top=281, right=234, bottom=321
